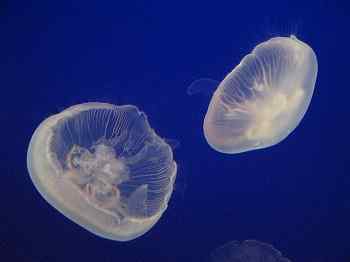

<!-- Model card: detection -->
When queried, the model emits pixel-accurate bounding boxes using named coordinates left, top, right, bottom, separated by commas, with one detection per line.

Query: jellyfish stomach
left=65, top=143, right=129, bottom=212
left=244, top=83, right=305, bottom=143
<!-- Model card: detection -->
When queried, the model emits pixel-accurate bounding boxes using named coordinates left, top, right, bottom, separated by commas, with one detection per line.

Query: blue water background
left=0, top=1, right=349, bottom=261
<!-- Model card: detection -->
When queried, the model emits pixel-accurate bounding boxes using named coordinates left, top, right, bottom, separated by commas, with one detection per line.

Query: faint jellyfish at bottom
left=27, top=102, right=177, bottom=241
left=211, top=240, right=291, bottom=262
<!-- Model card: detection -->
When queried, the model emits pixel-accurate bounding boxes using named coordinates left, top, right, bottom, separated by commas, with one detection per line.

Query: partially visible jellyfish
left=211, top=240, right=291, bottom=262
left=27, top=102, right=177, bottom=241
left=192, top=35, right=318, bottom=154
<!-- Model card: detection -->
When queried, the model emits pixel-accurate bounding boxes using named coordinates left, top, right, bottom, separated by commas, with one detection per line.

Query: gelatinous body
left=27, top=103, right=177, bottom=241
left=211, top=240, right=291, bottom=262
left=204, top=35, right=318, bottom=154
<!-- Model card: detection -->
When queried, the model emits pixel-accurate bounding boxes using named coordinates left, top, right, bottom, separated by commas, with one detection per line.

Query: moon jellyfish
left=202, top=35, right=318, bottom=154
left=27, top=102, right=177, bottom=241
left=211, top=240, right=291, bottom=262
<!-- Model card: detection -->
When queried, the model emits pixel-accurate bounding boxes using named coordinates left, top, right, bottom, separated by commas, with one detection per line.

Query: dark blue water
left=1, top=1, right=349, bottom=261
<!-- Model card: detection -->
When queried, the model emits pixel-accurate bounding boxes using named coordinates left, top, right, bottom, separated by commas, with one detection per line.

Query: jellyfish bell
left=27, top=102, right=177, bottom=241
left=211, top=240, right=292, bottom=262
left=202, top=35, right=318, bottom=154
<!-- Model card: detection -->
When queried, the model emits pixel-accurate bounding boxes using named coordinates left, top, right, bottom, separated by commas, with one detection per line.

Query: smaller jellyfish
left=211, top=240, right=291, bottom=262
left=202, top=35, right=318, bottom=154
left=27, top=102, right=177, bottom=241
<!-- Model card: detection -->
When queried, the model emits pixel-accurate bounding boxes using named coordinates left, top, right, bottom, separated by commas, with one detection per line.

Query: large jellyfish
left=27, top=102, right=177, bottom=241
left=211, top=240, right=291, bottom=262
left=203, top=35, right=318, bottom=154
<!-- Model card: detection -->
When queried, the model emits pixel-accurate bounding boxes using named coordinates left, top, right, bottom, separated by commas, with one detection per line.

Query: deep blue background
left=1, top=1, right=349, bottom=261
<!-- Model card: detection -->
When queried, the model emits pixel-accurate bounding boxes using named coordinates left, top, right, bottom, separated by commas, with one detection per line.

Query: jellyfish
left=200, top=35, right=318, bottom=154
left=211, top=240, right=291, bottom=262
left=27, top=102, right=177, bottom=241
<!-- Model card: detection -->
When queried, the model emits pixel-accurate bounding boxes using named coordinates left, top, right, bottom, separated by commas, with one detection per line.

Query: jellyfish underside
left=203, top=35, right=318, bottom=154
left=27, top=103, right=177, bottom=241
left=211, top=240, right=291, bottom=262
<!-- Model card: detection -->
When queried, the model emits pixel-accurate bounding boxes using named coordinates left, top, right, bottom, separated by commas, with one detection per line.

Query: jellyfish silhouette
left=201, top=35, right=318, bottom=154
left=27, top=102, right=177, bottom=241
left=211, top=240, right=291, bottom=262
